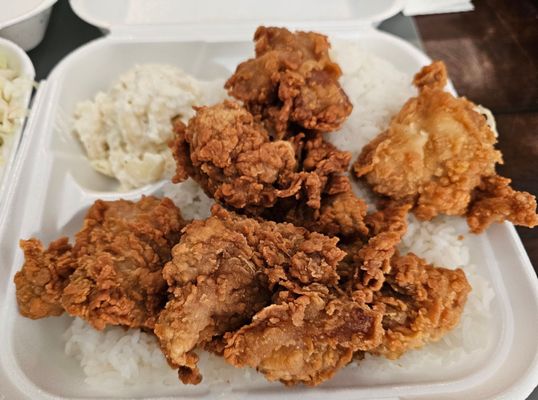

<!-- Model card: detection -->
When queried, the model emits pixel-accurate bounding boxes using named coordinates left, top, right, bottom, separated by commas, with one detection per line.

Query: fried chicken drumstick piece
left=225, top=26, right=352, bottom=138
left=155, top=205, right=346, bottom=384
left=14, top=196, right=186, bottom=330
left=467, top=175, right=538, bottom=233
left=353, top=61, right=538, bottom=233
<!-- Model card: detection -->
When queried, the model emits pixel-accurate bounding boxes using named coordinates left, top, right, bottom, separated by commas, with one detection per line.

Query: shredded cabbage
left=0, top=52, right=33, bottom=167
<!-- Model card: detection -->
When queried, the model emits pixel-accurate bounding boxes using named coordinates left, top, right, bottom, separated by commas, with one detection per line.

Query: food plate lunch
left=0, top=2, right=537, bottom=400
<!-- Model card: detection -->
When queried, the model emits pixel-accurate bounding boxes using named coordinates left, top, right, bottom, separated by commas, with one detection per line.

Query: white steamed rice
left=162, top=178, right=214, bottom=220
left=63, top=40, right=496, bottom=389
left=64, top=318, right=177, bottom=387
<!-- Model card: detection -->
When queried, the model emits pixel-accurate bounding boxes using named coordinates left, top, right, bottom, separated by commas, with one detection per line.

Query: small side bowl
left=0, top=37, right=36, bottom=204
left=0, top=0, right=58, bottom=51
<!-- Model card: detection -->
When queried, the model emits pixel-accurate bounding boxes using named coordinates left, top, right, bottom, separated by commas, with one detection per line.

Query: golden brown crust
left=169, top=118, right=193, bottom=183
left=354, top=202, right=412, bottom=292
left=223, top=286, right=383, bottom=386
left=412, top=60, right=448, bottom=92
left=351, top=61, right=538, bottom=232
left=354, top=85, right=501, bottom=215
left=371, top=253, right=471, bottom=359
left=15, top=196, right=186, bottom=330
left=278, top=134, right=366, bottom=239
left=285, top=190, right=369, bottom=239
left=170, top=101, right=301, bottom=212
left=14, top=238, right=76, bottom=319
left=155, top=205, right=346, bottom=384
left=299, top=133, right=352, bottom=208
left=226, top=26, right=352, bottom=138
left=170, top=102, right=352, bottom=219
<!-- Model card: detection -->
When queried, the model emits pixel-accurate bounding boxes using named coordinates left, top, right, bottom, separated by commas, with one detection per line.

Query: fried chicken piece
left=14, top=238, right=76, bottom=319
left=371, top=253, right=471, bottom=359
left=225, top=26, right=352, bottom=138
left=353, top=61, right=538, bottom=232
left=295, top=133, right=352, bottom=209
left=219, top=203, right=408, bottom=386
left=275, top=134, right=365, bottom=238
left=412, top=61, right=447, bottom=91
left=283, top=190, right=368, bottom=239
left=345, top=202, right=411, bottom=295
left=354, top=61, right=500, bottom=215
left=171, top=101, right=300, bottom=212
left=154, top=209, right=271, bottom=384
left=14, top=196, right=186, bottom=330
left=223, top=285, right=383, bottom=386
left=171, top=101, right=351, bottom=215
left=62, top=197, right=185, bottom=330
left=467, top=175, right=538, bottom=233
left=155, top=205, right=345, bottom=384
left=286, top=198, right=409, bottom=295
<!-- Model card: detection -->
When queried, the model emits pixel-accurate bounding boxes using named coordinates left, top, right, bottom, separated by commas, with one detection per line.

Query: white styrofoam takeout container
left=0, top=0, right=537, bottom=398
left=0, top=37, right=35, bottom=208
left=0, top=0, right=58, bottom=51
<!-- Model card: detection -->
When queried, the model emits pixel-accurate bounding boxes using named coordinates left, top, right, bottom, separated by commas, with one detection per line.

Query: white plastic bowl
left=0, top=37, right=35, bottom=208
left=0, top=0, right=58, bottom=51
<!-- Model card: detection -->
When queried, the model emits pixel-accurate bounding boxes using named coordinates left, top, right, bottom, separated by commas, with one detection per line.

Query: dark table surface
left=25, top=0, right=538, bottom=398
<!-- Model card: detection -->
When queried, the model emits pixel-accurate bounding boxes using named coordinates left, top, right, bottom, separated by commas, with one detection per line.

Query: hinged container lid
left=70, top=0, right=404, bottom=37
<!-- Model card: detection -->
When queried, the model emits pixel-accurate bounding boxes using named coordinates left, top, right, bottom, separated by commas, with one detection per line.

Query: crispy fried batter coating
left=353, top=61, right=538, bottom=232
left=15, top=196, right=185, bottom=330
left=14, top=238, right=76, bottom=319
left=155, top=205, right=346, bottom=384
left=171, top=101, right=300, bottom=212
left=353, top=202, right=411, bottom=293
left=371, top=253, right=471, bottom=359
left=154, top=208, right=272, bottom=384
left=284, top=190, right=369, bottom=239
left=225, top=26, right=352, bottom=138
left=467, top=175, right=538, bottom=233
left=297, top=132, right=352, bottom=209
left=277, top=134, right=366, bottom=239
left=171, top=101, right=351, bottom=216
left=287, top=199, right=410, bottom=295
left=223, top=285, right=383, bottom=386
